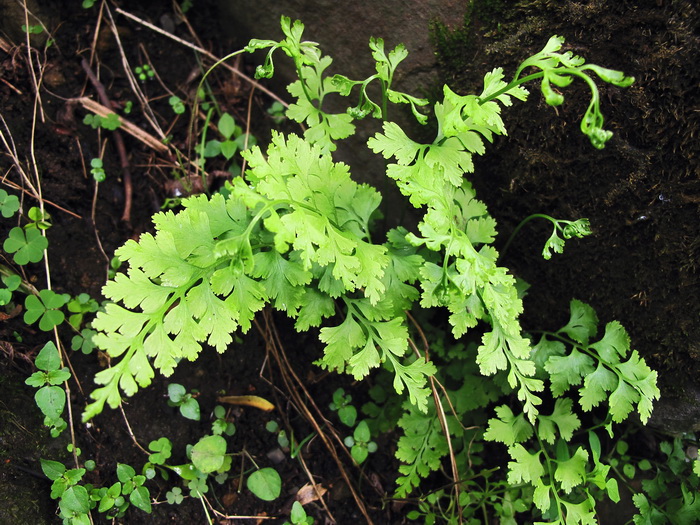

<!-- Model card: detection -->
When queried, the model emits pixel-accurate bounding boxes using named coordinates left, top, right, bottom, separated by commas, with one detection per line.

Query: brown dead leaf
left=295, top=482, right=328, bottom=505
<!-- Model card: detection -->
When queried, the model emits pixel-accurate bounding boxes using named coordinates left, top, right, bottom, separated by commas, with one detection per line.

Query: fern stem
left=479, top=71, right=544, bottom=104
left=498, top=213, right=555, bottom=262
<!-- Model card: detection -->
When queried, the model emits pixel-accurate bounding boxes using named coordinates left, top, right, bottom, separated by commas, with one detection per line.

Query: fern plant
left=82, top=16, right=658, bottom=523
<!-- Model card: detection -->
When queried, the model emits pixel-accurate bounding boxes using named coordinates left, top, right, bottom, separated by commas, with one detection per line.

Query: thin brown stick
left=256, top=313, right=374, bottom=525
left=76, top=97, right=169, bottom=154
left=406, top=312, right=463, bottom=524
left=240, top=85, right=256, bottom=176
left=255, top=346, right=336, bottom=521
left=119, top=404, right=149, bottom=455
left=22, top=1, right=45, bottom=123
left=0, top=177, right=81, bottom=219
left=0, top=77, right=23, bottom=95
left=0, top=36, right=13, bottom=53
left=259, top=319, right=339, bottom=523
left=103, top=5, right=166, bottom=140
left=82, top=0, right=105, bottom=97
left=80, top=58, right=133, bottom=223
left=77, top=136, right=111, bottom=276
left=114, top=7, right=288, bottom=108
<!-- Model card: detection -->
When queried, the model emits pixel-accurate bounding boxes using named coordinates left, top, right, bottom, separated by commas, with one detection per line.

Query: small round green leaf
left=59, top=485, right=91, bottom=515
left=354, top=420, right=370, bottom=442
left=218, top=113, right=236, bottom=139
left=35, top=341, right=60, bottom=371
left=191, top=435, right=226, bottom=473
left=179, top=397, right=201, bottom=421
left=35, top=385, right=66, bottom=420
left=129, top=485, right=152, bottom=513
left=40, top=458, right=66, bottom=480
left=247, top=467, right=281, bottom=501
left=351, top=445, right=369, bottom=464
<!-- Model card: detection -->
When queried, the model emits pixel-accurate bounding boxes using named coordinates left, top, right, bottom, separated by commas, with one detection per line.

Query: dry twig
left=80, top=58, right=134, bottom=224
left=114, top=7, right=288, bottom=108
left=256, top=312, right=376, bottom=525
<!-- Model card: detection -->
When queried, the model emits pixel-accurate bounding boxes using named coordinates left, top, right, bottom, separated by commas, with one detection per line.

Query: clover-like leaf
left=148, top=437, right=173, bottom=465
left=0, top=189, right=20, bottom=218
left=24, top=290, right=69, bottom=331
left=3, top=227, right=48, bottom=265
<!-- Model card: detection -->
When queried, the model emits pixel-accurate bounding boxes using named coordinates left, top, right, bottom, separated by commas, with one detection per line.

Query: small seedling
left=167, top=383, right=201, bottom=420
left=180, top=0, right=193, bottom=13
left=329, top=388, right=357, bottom=427
left=27, top=207, right=51, bottom=230
left=107, top=256, right=122, bottom=280
left=82, top=0, right=96, bottom=8
left=166, top=486, right=184, bottom=504
left=169, top=96, right=186, bottom=115
left=67, top=293, right=100, bottom=329
left=83, top=113, right=121, bottom=131
left=284, top=501, right=314, bottom=525
left=187, top=477, right=208, bottom=497
left=265, top=420, right=315, bottom=458
left=22, top=24, right=43, bottom=35
left=25, top=342, right=70, bottom=436
left=201, top=113, right=255, bottom=161
left=343, top=420, right=377, bottom=464
left=134, top=64, right=155, bottom=82
left=90, top=158, right=106, bottom=182
left=211, top=405, right=236, bottom=436
left=116, top=463, right=152, bottom=513
left=148, top=437, right=173, bottom=465
left=265, top=420, right=290, bottom=448
left=267, top=101, right=287, bottom=124
left=66, top=443, right=82, bottom=457
left=71, top=328, right=97, bottom=354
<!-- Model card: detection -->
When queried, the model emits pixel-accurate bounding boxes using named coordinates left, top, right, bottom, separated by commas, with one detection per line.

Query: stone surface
left=217, top=0, right=466, bottom=94
left=217, top=1, right=467, bottom=192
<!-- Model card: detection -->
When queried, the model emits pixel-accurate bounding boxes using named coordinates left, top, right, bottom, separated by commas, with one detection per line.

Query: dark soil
left=0, top=1, right=698, bottom=524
